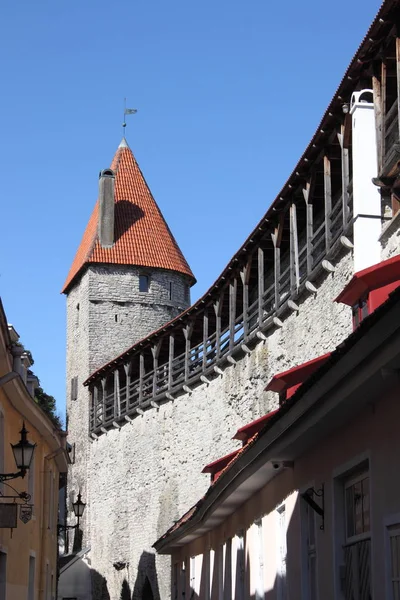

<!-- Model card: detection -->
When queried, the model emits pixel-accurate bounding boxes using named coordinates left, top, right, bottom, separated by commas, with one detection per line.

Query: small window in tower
left=139, top=275, right=149, bottom=293
left=169, top=282, right=173, bottom=300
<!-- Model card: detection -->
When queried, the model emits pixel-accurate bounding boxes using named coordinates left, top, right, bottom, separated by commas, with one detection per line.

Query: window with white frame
left=387, top=524, right=400, bottom=600
left=343, top=469, right=371, bottom=600
left=276, top=505, right=287, bottom=600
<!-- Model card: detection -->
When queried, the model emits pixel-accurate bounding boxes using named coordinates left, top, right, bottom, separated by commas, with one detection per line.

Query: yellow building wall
left=0, top=387, right=60, bottom=600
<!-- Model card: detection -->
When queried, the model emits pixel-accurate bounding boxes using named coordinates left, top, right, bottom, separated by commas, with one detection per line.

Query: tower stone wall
left=66, top=264, right=192, bottom=546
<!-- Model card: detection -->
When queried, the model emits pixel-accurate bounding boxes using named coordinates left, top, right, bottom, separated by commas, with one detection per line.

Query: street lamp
left=58, top=492, right=86, bottom=534
left=0, top=422, right=36, bottom=483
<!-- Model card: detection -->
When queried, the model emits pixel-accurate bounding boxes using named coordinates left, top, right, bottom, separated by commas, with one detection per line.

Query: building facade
left=63, top=1, right=400, bottom=598
left=154, top=257, right=400, bottom=599
left=0, top=300, right=69, bottom=600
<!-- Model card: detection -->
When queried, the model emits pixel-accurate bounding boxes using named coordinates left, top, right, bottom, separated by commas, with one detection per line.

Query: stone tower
left=62, top=137, right=195, bottom=546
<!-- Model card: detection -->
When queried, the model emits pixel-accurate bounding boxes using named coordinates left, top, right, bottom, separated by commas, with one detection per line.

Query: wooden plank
left=202, top=310, right=208, bottom=370
left=303, top=177, right=314, bottom=274
left=229, top=278, right=237, bottom=351
left=114, top=369, right=120, bottom=418
left=240, top=260, right=251, bottom=339
left=258, top=247, right=264, bottom=327
left=151, top=341, right=162, bottom=397
left=290, top=203, right=300, bottom=292
left=214, top=297, right=222, bottom=359
left=338, top=126, right=350, bottom=228
left=101, top=378, right=106, bottom=423
left=93, top=385, right=99, bottom=427
left=372, top=72, right=383, bottom=173
left=381, top=61, right=387, bottom=162
left=139, top=353, right=144, bottom=404
left=168, top=334, right=174, bottom=390
left=324, top=155, right=332, bottom=252
left=271, top=215, right=284, bottom=310
left=124, top=362, right=131, bottom=405
left=183, top=323, right=194, bottom=381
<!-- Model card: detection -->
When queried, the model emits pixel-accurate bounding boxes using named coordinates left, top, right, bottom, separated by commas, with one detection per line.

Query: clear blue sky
left=0, top=0, right=380, bottom=423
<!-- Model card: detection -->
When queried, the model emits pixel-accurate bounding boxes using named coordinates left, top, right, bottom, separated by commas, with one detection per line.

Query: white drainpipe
left=350, top=89, right=382, bottom=272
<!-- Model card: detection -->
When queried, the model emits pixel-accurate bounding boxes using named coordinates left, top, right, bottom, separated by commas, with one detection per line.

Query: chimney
left=98, top=169, right=115, bottom=248
left=350, top=89, right=381, bottom=272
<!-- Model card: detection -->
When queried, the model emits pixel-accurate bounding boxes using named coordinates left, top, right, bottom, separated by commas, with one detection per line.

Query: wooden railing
left=89, top=184, right=354, bottom=435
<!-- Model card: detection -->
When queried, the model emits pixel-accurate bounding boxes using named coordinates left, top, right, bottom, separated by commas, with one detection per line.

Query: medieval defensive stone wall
left=66, top=264, right=192, bottom=550
left=85, top=249, right=353, bottom=599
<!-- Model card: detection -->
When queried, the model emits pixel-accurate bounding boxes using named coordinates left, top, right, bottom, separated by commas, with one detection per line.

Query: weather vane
left=123, top=98, right=137, bottom=135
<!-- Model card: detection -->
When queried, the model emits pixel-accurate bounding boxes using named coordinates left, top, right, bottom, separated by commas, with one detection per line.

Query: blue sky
left=0, top=0, right=380, bottom=422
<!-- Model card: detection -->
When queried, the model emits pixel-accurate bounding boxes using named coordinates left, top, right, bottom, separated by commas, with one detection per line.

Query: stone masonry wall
left=86, top=249, right=355, bottom=600
left=66, top=264, right=192, bottom=551
left=88, top=265, right=191, bottom=372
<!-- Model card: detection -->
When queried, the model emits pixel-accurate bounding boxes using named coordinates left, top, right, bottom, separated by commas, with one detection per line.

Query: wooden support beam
left=229, top=278, right=237, bottom=352
left=136, top=407, right=144, bottom=416
left=200, top=375, right=211, bottom=385
left=337, top=127, right=350, bottom=228
left=100, top=427, right=108, bottom=435
left=101, top=378, right=106, bottom=425
left=112, top=421, right=121, bottom=429
left=226, top=355, right=237, bottom=365
left=289, top=203, right=300, bottom=293
left=241, top=344, right=251, bottom=355
left=124, top=415, right=133, bottom=423
left=150, top=400, right=159, bottom=409
left=303, top=176, right=315, bottom=275
left=168, top=334, right=174, bottom=391
left=166, top=392, right=174, bottom=401
left=256, top=331, right=267, bottom=341
left=139, top=353, right=144, bottom=404
left=93, top=385, right=99, bottom=424
left=258, top=247, right=264, bottom=327
left=202, top=310, right=209, bottom=370
left=214, top=365, right=223, bottom=376
left=114, top=369, right=120, bottom=418
left=124, top=362, right=131, bottom=406
left=214, top=297, right=222, bottom=359
left=183, top=384, right=192, bottom=395
left=240, top=259, right=251, bottom=340
left=271, top=214, right=284, bottom=311
left=91, top=432, right=98, bottom=440
left=381, top=61, right=387, bottom=164
left=151, top=340, right=162, bottom=397
left=183, top=322, right=194, bottom=382
left=324, top=155, right=332, bottom=252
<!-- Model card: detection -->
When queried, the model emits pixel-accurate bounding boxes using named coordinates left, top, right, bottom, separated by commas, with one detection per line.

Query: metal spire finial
left=123, top=98, right=137, bottom=136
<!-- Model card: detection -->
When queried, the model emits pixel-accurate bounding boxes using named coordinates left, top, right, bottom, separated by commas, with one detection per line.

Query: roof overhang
left=335, top=253, right=400, bottom=306
left=154, top=290, right=400, bottom=553
left=233, top=409, right=279, bottom=442
left=265, top=353, right=331, bottom=393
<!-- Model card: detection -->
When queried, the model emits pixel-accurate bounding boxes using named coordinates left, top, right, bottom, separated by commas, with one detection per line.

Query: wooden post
left=168, top=334, right=174, bottom=390
left=114, top=369, right=120, bottom=418
left=93, top=385, right=99, bottom=427
left=289, top=203, right=299, bottom=293
left=202, top=310, right=209, bottom=370
left=229, top=278, right=237, bottom=351
left=101, top=378, right=106, bottom=423
left=240, top=260, right=251, bottom=339
left=183, top=323, right=194, bottom=381
left=258, top=247, right=264, bottom=327
left=381, top=61, right=387, bottom=164
left=214, top=297, right=222, bottom=359
left=151, top=341, right=162, bottom=397
left=337, top=128, right=350, bottom=228
left=324, top=155, right=332, bottom=252
left=302, top=178, right=314, bottom=274
left=139, top=353, right=144, bottom=404
left=271, top=215, right=284, bottom=311
left=124, top=362, right=131, bottom=405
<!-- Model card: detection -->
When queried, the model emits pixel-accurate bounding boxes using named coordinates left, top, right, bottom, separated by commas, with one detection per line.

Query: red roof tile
left=265, top=353, right=331, bottom=397
left=62, top=139, right=195, bottom=293
left=202, top=449, right=240, bottom=482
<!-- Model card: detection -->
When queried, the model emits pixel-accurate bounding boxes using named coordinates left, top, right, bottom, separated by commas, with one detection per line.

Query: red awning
left=233, top=409, right=279, bottom=443
left=265, top=353, right=331, bottom=395
left=335, top=254, right=400, bottom=306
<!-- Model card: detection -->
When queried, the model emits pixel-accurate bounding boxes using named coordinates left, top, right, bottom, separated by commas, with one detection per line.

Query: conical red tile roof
left=62, top=139, right=195, bottom=293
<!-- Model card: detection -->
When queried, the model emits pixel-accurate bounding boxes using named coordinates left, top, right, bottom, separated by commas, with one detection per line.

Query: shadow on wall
left=91, top=568, right=111, bottom=600
left=114, top=201, right=145, bottom=242
left=184, top=485, right=306, bottom=600
left=58, top=554, right=111, bottom=600
left=132, top=551, right=161, bottom=600
left=120, top=578, right=132, bottom=600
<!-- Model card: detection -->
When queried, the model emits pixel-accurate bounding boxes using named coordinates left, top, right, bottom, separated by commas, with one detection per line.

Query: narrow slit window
left=139, top=275, right=149, bottom=293
left=169, top=282, right=173, bottom=300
